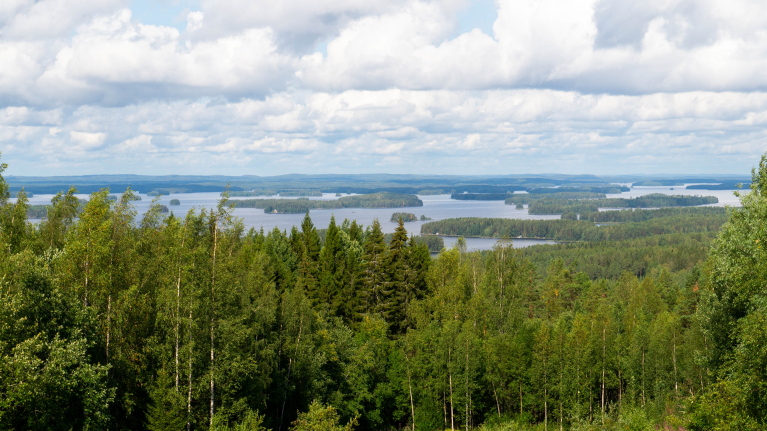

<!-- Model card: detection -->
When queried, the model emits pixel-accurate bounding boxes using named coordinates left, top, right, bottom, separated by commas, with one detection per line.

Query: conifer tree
left=359, top=219, right=389, bottom=320
left=385, top=218, right=409, bottom=332
left=319, top=215, right=346, bottom=312
left=297, top=213, right=321, bottom=298
left=146, top=367, right=187, bottom=431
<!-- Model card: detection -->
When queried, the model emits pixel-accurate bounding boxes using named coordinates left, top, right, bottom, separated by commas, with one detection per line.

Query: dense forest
left=419, top=209, right=727, bottom=242
left=233, top=193, right=423, bottom=213
left=505, top=194, right=720, bottom=215
left=227, top=190, right=324, bottom=197
left=2, top=153, right=766, bottom=431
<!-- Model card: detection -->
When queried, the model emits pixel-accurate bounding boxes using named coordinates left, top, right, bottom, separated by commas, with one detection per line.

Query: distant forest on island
left=1, top=152, right=766, bottom=431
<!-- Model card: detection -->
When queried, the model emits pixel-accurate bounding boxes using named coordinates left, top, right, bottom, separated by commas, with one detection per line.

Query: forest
left=233, top=193, right=423, bottom=213
left=504, top=194, right=720, bottom=215
left=1, top=153, right=766, bottom=431
left=419, top=208, right=727, bottom=242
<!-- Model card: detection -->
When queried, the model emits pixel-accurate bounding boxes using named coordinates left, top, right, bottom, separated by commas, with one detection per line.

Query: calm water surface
left=19, top=185, right=743, bottom=251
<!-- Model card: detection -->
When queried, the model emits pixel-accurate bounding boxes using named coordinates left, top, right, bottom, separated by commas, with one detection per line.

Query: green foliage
left=291, top=400, right=357, bottom=431
left=523, top=194, right=719, bottom=215
left=391, top=212, right=418, bottom=222
left=582, top=206, right=726, bottom=223
left=145, top=368, right=187, bottom=431
left=410, top=234, right=443, bottom=252
left=695, top=154, right=767, bottom=427
left=234, top=192, right=423, bottom=213
left=421, top=211, right=727, bottom=242
left=505, top=191, right=608, bottom=206
left=0, top=265, right=113, bottom=430
left=27, top=204, right=49, bottom=218
left=1, top=153, right=766, bottom=431
left=561, top=212, right=578, bottom=220
left=212, top=410, right=268, bottom=431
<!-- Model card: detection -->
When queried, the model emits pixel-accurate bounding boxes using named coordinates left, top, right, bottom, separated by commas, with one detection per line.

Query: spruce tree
left=385, top=218, right=409, bottom=333
left=359, top=219, right=388, bottom=320
left=298, top=213, right=321, bottom=298
left=146, top=368, right=187, bottom=431
left=319, top=215, right=345, bottom=312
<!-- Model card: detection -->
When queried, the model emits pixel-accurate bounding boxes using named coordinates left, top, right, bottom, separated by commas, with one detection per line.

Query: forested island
left=2, top=152, right=767, bottom=431
left=234, top=192, right=423, bottom=213
left=503, top=193, right=719, bottom=215
left=390, top=212, right=418, bottom=222
left=227, top=190, right=324, bottom=197
left=420, top=207, right=727, bottom=242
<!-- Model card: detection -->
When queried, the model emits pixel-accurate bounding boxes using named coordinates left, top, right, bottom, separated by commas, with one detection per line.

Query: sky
left=2, top=0, right=767, bottom=176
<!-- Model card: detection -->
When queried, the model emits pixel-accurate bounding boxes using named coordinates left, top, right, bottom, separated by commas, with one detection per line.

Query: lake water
left=17, top=185, right=743, bottom=251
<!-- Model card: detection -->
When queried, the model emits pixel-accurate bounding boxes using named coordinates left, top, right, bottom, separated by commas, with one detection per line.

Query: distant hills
left=6, top=173, right=750, bottom=195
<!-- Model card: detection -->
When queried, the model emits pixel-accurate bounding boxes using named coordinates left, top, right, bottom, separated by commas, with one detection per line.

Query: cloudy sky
left=2, top=0, right=767, bottom=176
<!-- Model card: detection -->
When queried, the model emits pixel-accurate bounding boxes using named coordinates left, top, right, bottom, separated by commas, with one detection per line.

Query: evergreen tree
left=385, top=218, right=409, bottom=333
left=297, top=213, right=321, bottom=297
left=319, top=215, right=346, bottom=313
left=359, top=219, right=389, bottom=319
left=146, top=368, right=187, bottom=431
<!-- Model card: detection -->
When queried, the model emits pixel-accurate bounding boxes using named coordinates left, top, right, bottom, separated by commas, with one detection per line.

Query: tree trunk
left=406, top=355, right=415, bottom=431
left=465, top=337, right=469, bottom=431
left=187, top=297, right=193, bottom=431
left=673, top=324, right=678, bottom=398
left=449, top=346, right=455, bottom=431
left=210, top=217, right=218, bottom=428
left=106, top=295, right=111, bottom=364
left=443, top=391, right=447, bottom=428
left=176, top=224, right=186, bottom=392
left=601, top=325, right=606, bottom=418
left=544, top=387, right=548, bottom=431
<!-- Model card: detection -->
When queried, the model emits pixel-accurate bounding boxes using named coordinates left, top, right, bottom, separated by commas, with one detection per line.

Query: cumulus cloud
left=2, top=89, right=767, bottom=175
left=1, top=0, right=767, bottom=175
left=70, top=131, right=106, bottom=149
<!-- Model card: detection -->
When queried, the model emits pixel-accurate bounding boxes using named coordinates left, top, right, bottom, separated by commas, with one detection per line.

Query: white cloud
left=1, top=0, right=767, bottom=175
left=117, top=134, right=154, bottom=152
left=70, top=131, right=106, bottom=149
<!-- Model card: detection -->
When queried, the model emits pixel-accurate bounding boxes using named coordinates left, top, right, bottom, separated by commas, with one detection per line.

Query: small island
left=420, top=214, right=432, bottom=221
left=391, top=212, right=418, bottom=222
left=169, top=199, right=180, bottom=205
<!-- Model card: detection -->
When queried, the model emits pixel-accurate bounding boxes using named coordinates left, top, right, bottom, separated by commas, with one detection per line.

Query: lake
left=17, top=185, right=743, bottom=251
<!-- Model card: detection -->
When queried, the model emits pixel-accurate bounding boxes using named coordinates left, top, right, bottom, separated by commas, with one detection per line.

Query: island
left=233, top=192, right=423, bottom=213
left=169, top=199, right=180, bottom=205
left=505, top=193, right=719, bottom=215
left=420, top=207, right=727, bottom=242
left=391, top=212, right=418, bottom=222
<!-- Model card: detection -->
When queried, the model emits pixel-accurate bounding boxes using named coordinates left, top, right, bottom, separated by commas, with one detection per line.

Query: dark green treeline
left=2, top=152, right=767, bottom=430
